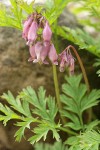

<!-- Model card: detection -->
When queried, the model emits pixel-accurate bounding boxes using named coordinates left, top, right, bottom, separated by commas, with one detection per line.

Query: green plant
left=94, top=58, right=100, bottom=77
left=34, top=141, right=68, bottom=150
left=0, top=87, right=60, bottom=143
left=66, top=130, right=100, bottom=150
left=60, top=74, right=100, bottom=131
left=0, top=75, right=100, bottom=149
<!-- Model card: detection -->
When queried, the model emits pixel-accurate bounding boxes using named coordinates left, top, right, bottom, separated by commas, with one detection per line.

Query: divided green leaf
left=66, top=130, right=100, bottom=150
left=0, top=86, right=60, bottom=143
left=60, top=74, right=100, bottom=130
left=34, top=141, right=68, bottom=150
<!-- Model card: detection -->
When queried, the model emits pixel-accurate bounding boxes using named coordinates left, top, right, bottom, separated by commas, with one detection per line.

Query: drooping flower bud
left=59, top=50, right=69, bottom=72
left=69, top=56, right=75, bottom=75
left=22, top=15, right=33, bottom=40
left=48, top=44, right=58, bottom=65
left=27, top=21, right=38, bottom=45
left=59, top=49, right=75, bottom=74
left=43, top=22, right=52, bottom=42
left=28, top=45, right=36, bottom=61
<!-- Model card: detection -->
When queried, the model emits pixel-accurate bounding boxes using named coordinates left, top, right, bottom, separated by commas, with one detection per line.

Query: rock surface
left=0, top=27, right=54, bottom=94
left=0, top=27, right=54, bottom=150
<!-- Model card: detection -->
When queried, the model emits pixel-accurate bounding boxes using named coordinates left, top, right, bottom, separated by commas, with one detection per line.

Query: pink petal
left=28, top=21, right=38, bottom=44
left=43, top=22, right=52, bottom=42
left=34, top=42, right=43, bottom=61
left=40, top=41, right=50, bottom=63
left=59, top=50, right=69, bottom=72
left=22, top=16, right=33, bottom=40
left=48, top=44, right=58, bottom=65
left=28, top=45, right=36, bottom=61
left=69, top=57, right=75, bottom=75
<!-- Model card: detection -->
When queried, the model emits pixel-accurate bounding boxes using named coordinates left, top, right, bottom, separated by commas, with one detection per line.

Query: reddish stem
left=67, top=45, right=90, bottom=92
left=67, top=45, right=92, bottom=123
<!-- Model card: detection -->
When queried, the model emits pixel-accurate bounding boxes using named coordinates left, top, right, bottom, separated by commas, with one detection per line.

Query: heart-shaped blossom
left=40, top=41, right=50, bottom=64
left=43, top=22, right=52, bottom=42
left=27, top=21, right=38, bottom=45
left=48, top=44, right=58, bottom=65
left=28, top=45, right=36, bottom=61
left=33, top=42, right=43, bottom=63
left=22, top=15, right=33, bottom=40
left=68, top=55, right=75, bottom=75
left=59, top=49, right=75, bottom=74
left=59, top=50, right=69, bottom=72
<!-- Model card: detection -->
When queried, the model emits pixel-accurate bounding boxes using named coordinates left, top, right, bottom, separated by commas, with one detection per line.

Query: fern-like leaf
left=66, top=130, right=100, bottom=150
left=0, top=86, right=60, bottom=143
left=60, top=74, right=100, bottom=130
left=34, top=141, right=68, bottom=150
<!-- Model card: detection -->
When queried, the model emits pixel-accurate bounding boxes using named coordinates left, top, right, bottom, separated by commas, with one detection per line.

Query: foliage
left=34, top=141, right=68, bottom=150
left=60, top=74, right=100, bottom=131
left=0, top=0, right=22, bottom=29
left=94, top=58, right=100, bottom=77
left=55, top=26, right=100, bottom=57
left=0, top=75, right=100, bottom=146
left=66, top=130, right=100, bottom=150
left=53, top=0, right=100, bottom=57
left=0, top=86, right=60, bottom=144
left=33, top=129, right=100, bottom=150
left=62, top=0, right=100, bottom=58
left=70, top=0, right=100, bottom=29
left=0, top=0, right=100, bottom=58
left=34, top=129, right=100, bottom=150
left=0, top=0, right=69, bottom=28
left=44, top=0, right=70, bottom=24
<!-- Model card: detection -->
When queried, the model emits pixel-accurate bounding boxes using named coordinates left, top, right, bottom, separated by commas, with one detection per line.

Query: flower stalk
left=53, top=65, right=66, bottom=124
left=52, top=65, right=62, bottom=110
left=67, top=45, right=92, bottom=123
left=53, top=65, right=77, bottom=135
left=67, top=45, right=90, bottom=92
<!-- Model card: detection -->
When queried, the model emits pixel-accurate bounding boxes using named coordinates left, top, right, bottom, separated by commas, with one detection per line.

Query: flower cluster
left=59, top=49, right=75, bottom=74
left=22, top=12, right=75, bottom=74
left=22, top=12, right=58, bottom=65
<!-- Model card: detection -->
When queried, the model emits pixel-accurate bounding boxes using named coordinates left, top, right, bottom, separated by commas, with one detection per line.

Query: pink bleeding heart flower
left=33, top=42, right=43, bottom=63
left=59, top=50, right=69, bottom=72
left=48, top=44, right=58, bottom=65
left=28, top=45, right=36, bottom=61
left=40, top=41, right=50, bottom=64
left=59, top=49, right=75, bottom=73
left=22, top=15, right=33, bottom=40
left=27, top=21, right=38, bottom=45
left=43, top=21, right=52, bottom=42
left=69, top=55, right=75, bottom=75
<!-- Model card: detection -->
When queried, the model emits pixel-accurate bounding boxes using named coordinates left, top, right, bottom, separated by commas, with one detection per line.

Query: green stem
left=52, top=65, right=79, bottom=135
left=58, top=127, right=77, bottom=136
left=79, top=114, right=84, bottom=129
left=52, top=65, right=62, bottom=110
left=52, top=65, right=67, bottom=124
